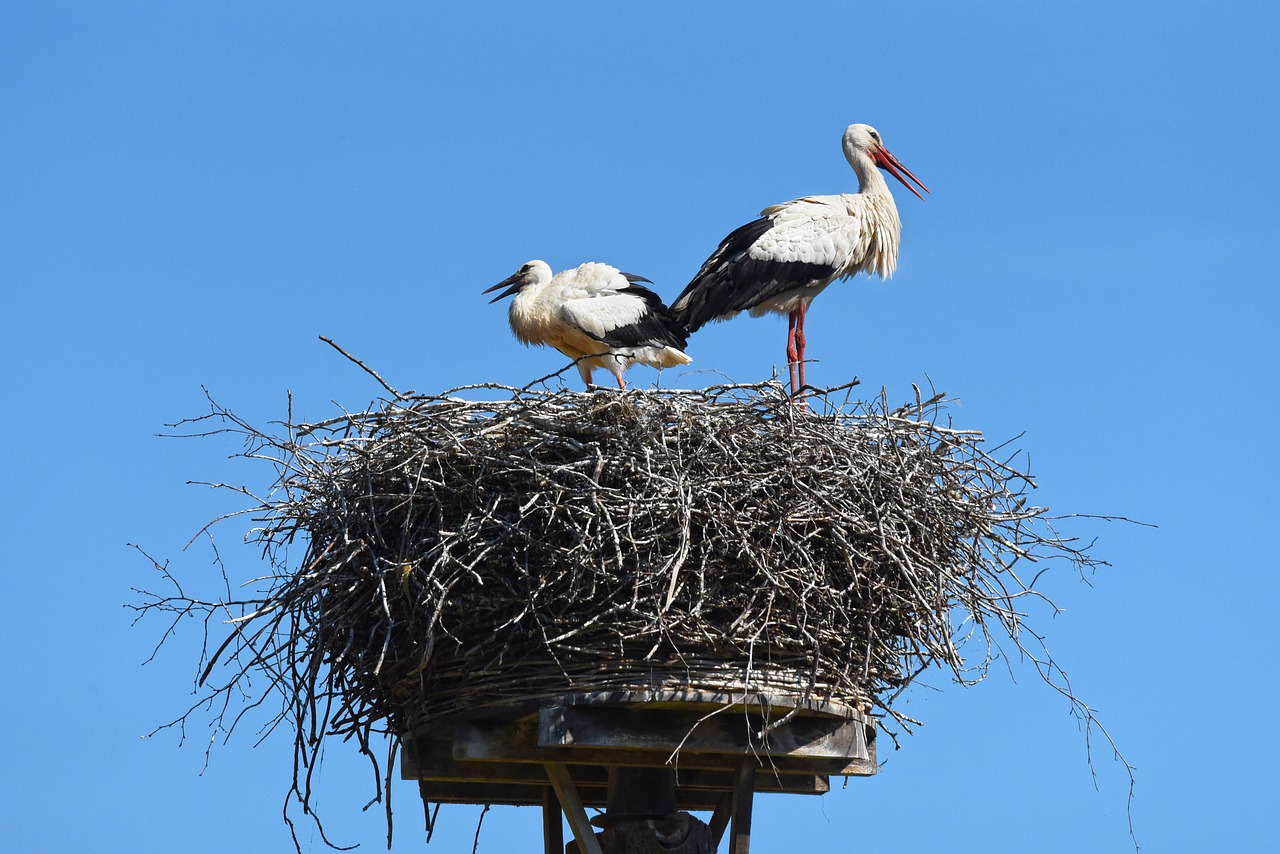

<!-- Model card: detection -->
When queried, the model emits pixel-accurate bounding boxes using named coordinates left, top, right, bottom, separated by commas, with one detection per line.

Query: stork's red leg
left=795, top=302, right=809, bottom=391
left=616, top=374, right=626, bottom=390
left=786, top=309, right=800, bottom=396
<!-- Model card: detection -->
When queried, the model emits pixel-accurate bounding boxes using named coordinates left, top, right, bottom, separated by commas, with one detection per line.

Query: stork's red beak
left=872, top=146, right=930, bottom=201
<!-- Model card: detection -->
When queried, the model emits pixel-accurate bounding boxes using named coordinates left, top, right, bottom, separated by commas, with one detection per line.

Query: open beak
left=872, top=146, right=930, bottom=201
left=482, top=273, right=524, bottom=304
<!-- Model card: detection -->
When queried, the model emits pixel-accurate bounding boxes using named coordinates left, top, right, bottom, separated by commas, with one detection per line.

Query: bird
left=669, top=123, right=929, bottom=396
left=483, top=260, right=692, bottom=389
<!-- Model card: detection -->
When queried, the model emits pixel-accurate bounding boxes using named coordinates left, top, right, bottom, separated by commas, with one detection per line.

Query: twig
left=319, top=335, right=409, bottom=400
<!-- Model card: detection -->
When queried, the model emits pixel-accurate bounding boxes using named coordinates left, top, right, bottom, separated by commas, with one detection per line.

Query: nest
left=139, top=378, right=1109, bottom=843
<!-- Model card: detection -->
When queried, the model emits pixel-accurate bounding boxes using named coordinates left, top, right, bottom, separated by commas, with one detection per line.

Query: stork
left=669, top=123, right=928, bottom=396
left=484, top=260, right=692, bottom=389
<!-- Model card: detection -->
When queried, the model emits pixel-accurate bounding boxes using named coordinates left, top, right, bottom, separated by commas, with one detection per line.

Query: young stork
left=484, top=260, right=692, bottom=389
left=670, top=123, right=929, bottom=396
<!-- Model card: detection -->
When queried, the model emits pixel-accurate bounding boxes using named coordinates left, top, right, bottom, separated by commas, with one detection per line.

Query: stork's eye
left=870, top=131, right=881, bottom=141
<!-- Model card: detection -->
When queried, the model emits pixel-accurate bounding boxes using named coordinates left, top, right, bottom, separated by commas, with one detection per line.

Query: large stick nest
left=155, top=379, right=1099, bottom=736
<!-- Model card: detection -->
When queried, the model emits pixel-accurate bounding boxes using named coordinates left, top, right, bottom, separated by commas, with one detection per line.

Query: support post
left=545, top=763, right=604, bottom=854
left=543, top=786, right=564, bottom=854
left=708, top=790, right=733, bottom=849
left=729, top=761, right=756, bottom=854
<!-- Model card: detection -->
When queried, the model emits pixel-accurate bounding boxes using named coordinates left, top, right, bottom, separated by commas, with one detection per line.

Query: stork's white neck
left=845, top=148, right=891, bottom=196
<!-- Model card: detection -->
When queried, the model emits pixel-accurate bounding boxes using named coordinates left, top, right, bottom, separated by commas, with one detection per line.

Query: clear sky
left=3, top=2, right=1278, bottom=851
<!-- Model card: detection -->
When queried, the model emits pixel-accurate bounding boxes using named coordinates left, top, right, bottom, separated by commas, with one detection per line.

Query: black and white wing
left=560, top=270, right=690, bottom=352
left=670, top=196, right=871, bottom=331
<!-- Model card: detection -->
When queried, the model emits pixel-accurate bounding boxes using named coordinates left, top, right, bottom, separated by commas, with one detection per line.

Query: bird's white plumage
left=560, top=293, right=649, bottom=339
left=741, top=193, right=902, bottom=315
left=485, top=260, right=691, bottom=388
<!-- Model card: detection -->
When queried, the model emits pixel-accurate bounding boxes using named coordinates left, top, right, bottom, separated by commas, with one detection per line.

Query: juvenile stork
left=670, top=123, right=929, bottom=395
left=484, top=260, right=692, bottom=389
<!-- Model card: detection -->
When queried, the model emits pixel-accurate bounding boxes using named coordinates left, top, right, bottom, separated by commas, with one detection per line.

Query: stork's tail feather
left=669, top=285, right=725, bottom=333
left=662, top=347, right=694, bottom=368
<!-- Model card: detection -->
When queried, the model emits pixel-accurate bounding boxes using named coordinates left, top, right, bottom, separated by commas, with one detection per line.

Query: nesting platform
left=401, top=689, right=874, bottom=853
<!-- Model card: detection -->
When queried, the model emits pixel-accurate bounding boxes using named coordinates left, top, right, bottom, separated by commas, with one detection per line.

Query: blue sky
left=3, top=2, right=1277, bottom=851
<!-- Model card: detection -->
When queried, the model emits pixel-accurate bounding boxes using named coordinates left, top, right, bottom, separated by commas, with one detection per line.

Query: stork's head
left=842, top=123, right=930, bottom=201
left=483, top=259, right=553, bottom=303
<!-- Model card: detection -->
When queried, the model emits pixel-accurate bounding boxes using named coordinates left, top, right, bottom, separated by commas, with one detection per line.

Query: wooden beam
left=451, top=717, right=874, bottom=776
left=409, top=778, right=826, bottom=810
left=539, top=704, right=869, bottom=760
left=414, top=780, right=607, bottom=807
left=545, top=762, right=604, bottom=854
left=402, top=737, right=830, bottom=794
left=729, top=761, right=756, bottom=854
left=405, top=738, right=609, bottom=784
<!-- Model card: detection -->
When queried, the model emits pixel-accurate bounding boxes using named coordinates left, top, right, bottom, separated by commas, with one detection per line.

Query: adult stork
left=484, top=260, right=692, bottom=389
left=670, top=123, right=928, bottom=395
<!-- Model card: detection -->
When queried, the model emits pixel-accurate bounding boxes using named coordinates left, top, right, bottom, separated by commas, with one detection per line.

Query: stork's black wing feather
left=581, top=276, right=690, bottom=352
left=670, top=216, right=836, bottom=332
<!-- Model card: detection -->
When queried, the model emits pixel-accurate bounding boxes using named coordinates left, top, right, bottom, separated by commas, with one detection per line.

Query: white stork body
left=484, top=260, right=692, bottom=388
left=670, top=123, right=928, bottom=395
